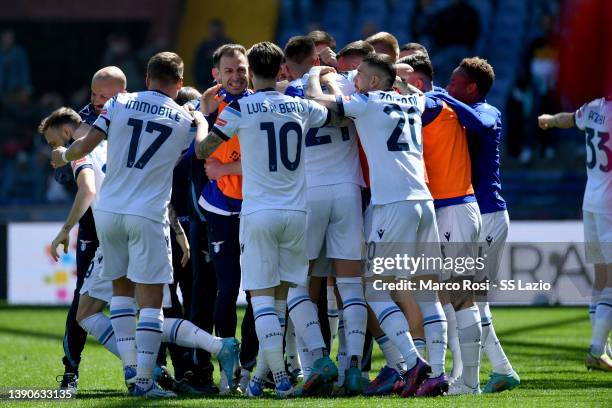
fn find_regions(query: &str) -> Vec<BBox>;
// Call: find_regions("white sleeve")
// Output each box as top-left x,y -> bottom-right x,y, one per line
305,99 -> 330,129
211,100 -> 241,141
337,92 -> 369,119
70,154 -> 93,179
91,95 -> 121,136
574,102 -> 590,131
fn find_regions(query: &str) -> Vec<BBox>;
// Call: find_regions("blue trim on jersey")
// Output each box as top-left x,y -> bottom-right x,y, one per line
201,180 -> 242,213
78,103 -> 98,126
211,126 -> 230,141
336,95 -> 345,116
92,124 -> 107,137
285,85 -> 304,98
224,105 -> 241,117
433,194 -> 476,209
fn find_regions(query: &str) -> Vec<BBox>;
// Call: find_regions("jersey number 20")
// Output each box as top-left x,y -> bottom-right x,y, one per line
126,118 -> 173,169
383,103 -> 421,152
261,121 -> 302,172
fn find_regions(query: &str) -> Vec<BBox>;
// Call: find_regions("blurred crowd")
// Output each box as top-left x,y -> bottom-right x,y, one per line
0,0 -> 577,207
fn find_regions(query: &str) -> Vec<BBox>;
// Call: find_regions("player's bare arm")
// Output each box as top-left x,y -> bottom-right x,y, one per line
538,112 -> 576,129
51,126 -> 105,168
305,66 -> 338,107
195,130 -> 225,160
205,157 -> 242,180
50,167 -> 96,262
168,203 -> 190,267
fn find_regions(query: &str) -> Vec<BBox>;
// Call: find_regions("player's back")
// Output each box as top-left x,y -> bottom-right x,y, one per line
94,90 -> 194,223
575,97 -> 612,213
287,70 -> 363,187
214,89 -> 329,215
341,90 -> 431,205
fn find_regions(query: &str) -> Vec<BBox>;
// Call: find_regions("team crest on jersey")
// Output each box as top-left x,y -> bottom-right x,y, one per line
79,240 -> 92,251
377,228 -> 385,239
211,241 -> 224,253
215,118 -> 228,127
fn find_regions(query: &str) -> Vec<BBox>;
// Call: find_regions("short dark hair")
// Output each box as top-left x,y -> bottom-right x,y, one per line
400,42 -> 429,58
337,40 -> 375,59
459,57 -> 495,96
283,36 -> 316,64
38,107 -> 81,134
247,42 -> 284,80
401,53 -> 434,80
176,86 -> 202,105
212,44 -> 247,68
362,53 -> 396,88
307,30 -> 336,50
147,51 -> 184,85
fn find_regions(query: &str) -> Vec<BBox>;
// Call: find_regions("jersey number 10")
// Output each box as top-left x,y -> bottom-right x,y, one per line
261,121 -> 302,172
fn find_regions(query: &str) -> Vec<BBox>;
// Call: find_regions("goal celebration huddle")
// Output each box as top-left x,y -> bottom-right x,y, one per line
38,28 -> 611,399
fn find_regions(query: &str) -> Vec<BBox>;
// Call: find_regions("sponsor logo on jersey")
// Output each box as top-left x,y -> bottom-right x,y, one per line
216,117 -> 228,127
377,228 -> 385,239
444,231 -> 451,241
486,235 -> 494,246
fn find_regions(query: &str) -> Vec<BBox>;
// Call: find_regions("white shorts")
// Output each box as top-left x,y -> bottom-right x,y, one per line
239,210 -> 309,291
436,201 -> 482,279
94,210 -> 173,284
583,210 -> 612,264
475,210 -> 509,282
364,200 -> 440,278
80,247 -> 112,303
80,248 -> 172,307
306,183 -> 363,260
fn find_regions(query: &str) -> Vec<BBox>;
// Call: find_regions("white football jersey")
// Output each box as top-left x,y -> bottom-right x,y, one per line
70,140 -> 107,209
338,90 -> 432,205
212,88 -> 329,215
92,90 -> 195,223
286,69 -> 364,187
575,97 -> 612,213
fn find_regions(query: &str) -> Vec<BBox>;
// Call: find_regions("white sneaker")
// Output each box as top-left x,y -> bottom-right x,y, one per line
447,378 -> 481,395
238,368 -> 251,395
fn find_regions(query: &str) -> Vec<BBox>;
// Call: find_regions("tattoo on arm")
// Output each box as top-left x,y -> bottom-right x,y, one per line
168,204 -> 184,235
328,110 -> 351,127
196,131 -> 225,160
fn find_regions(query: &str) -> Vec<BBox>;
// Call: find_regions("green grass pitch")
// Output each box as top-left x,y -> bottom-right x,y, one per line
0,306 -> 610,407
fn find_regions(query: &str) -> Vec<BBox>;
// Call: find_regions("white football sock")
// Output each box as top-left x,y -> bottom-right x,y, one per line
336,277 -> 367,367
375,334 -> 406,373
367,288 -> 418,369
443,303 -> 462,378
284,317 -> 300,372
109,296 -> 137,371
456,306 -> 481,388
336,311 -> 347,383
135,308 -> 164,388
591,288 -> 612,355
79,312 -> 120,358
477,302 -> 513,375
419,301 -> 448,377
327,285 -> 339,342
590,289 -> 601,329
414,337 -> 426,359
252,296 -> 286,385
296,331 -> 312,379
287,285 -> 326,359
163,318 -> 222,355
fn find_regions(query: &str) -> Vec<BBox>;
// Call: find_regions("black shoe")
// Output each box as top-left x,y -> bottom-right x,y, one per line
153,365 -> 177,391
57,372 -> 78,394
175,371 -> 219,395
